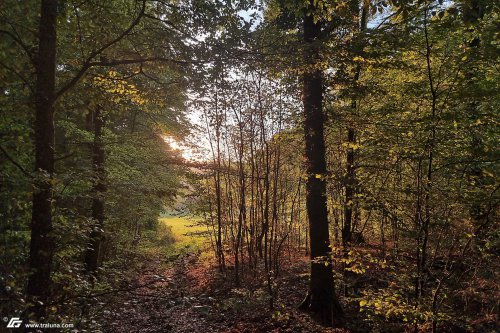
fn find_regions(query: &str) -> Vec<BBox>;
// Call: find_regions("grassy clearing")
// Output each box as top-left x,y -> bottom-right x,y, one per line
160,216 -> 207,245
141,215 -> 211,263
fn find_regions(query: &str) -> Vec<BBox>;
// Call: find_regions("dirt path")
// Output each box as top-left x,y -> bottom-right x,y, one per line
100,249 -> 355,333
101,251 -> 227,333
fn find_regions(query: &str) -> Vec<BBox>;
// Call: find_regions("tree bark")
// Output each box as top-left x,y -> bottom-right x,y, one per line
298,2 -> 343,326
84,106 -> 106,275
27,0 -> 58,316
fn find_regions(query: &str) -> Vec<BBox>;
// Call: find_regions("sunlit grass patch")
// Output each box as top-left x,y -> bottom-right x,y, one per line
138,214 -> 214,269
160,216 -> 215,263
159,216 -> 207,245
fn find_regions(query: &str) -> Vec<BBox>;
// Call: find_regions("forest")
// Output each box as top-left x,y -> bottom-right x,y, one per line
0,0 -> 498,332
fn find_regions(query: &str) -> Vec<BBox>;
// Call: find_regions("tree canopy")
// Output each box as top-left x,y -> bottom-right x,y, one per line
0,0 -> 498,332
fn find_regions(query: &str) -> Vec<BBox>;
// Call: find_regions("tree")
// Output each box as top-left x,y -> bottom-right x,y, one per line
298,0 -> 344,326
84,105 -> 106,275
1,0 -> 189,322
27,0 -> 58,314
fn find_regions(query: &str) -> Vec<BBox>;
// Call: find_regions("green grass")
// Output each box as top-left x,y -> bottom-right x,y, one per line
159,216 -> 207,245
140,215 -> 210,262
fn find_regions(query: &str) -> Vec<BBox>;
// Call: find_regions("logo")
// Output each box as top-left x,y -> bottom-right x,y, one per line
6,317 -> 23,328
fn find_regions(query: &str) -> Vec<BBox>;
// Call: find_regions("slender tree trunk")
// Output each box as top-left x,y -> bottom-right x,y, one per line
256,80 -> 269,261
414,157 -> 424,300
27,0 -> 58,316
419,7 -> 437,299
234,119 -> 246,285
249,123 -> 257,270
343,126 -> 355,246
343,0 -> 367,247
304,226 -> 309,256
261,135 -> 271,268
214,91 -> 225,272
85,106 -> 106,275
298,2 -> 343,326
270,146 -> 280,272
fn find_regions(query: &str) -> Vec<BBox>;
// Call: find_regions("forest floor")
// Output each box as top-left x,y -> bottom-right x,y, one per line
96,216 -> 496,333
6,216 -> 490,333
99,217 -> 413,333
100,248 -> 357,333
98,216 -> 361,333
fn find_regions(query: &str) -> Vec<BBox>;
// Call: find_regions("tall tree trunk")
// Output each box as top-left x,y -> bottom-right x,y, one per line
299,2 -> 344,326
27,0 -> 58,316
249,121 -> 257,270
343,0 -> 367,248
85,106 -> 106,275
257,87 -> 271,266
417,7 -> 437,300
342,1 -> 368,297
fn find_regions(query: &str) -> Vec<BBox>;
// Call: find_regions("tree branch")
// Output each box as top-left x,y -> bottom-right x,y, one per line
87,57 -> 191,67
0,144 -> 32,178
55,0 -> 147,100
0,29 -> 34,63
0,60 -> 34,93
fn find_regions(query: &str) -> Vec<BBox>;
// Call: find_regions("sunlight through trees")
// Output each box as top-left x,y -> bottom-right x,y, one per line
0,0 -> 498,332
